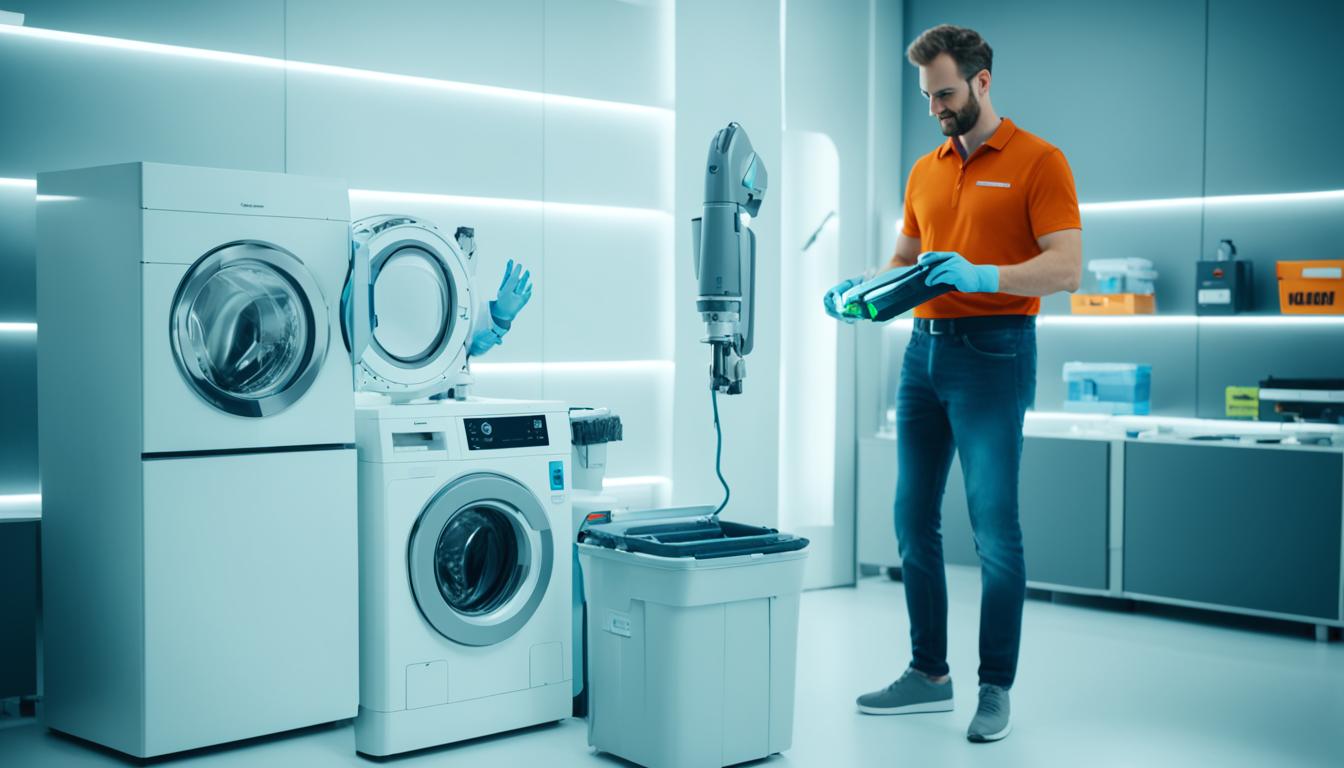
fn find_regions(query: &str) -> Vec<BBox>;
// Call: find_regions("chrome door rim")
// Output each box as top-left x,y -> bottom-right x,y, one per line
170,240 -> 329,418
407,472 -> 554,647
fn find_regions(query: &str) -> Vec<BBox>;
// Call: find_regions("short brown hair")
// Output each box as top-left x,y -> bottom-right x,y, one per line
906,24 -> 993,79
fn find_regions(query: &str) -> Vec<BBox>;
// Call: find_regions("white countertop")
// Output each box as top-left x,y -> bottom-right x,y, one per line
873,411 -> 1344,453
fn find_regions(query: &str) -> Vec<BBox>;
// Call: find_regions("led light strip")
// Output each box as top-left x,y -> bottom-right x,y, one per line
0,481 -> 675,510
349,188 -> 672,220
472,360 -> 674,375
1079,188 -> 1344,213
602,475 -> 671,488
2,179 -> 672,220
0,493 -> 41,506
1027,410 -> 1344,435
0,322 -> 38,333
1184,315 -> 1344,326
0,22 -> 673,120
1038,315 -> 1197,326
882,315 -> 1344,329
1039,315 -> 1344,327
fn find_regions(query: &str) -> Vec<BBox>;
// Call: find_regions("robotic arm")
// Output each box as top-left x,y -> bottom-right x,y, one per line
692,122 -> 768,395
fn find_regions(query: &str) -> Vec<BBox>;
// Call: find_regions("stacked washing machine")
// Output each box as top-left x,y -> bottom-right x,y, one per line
36,163 -> 359,758
343,216 -> 573,756
36,165 -> 571,759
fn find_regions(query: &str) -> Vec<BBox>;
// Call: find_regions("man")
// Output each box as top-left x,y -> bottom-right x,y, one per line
824,24 -> 1082,743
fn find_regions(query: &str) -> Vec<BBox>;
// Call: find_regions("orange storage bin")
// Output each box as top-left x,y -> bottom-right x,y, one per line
1277,260 -> 1344,315
1070,293 -> 1156,315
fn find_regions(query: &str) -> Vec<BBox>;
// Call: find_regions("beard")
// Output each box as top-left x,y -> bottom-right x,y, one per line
937,84 -> 981,137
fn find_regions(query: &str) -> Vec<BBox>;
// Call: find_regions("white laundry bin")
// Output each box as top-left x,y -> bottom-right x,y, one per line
578,508 -> 809,768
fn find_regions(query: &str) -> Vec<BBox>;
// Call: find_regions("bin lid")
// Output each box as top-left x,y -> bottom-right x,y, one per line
579,506 -> 809,560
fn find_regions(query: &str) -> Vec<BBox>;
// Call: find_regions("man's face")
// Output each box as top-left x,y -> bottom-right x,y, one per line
919,52 -> 981,137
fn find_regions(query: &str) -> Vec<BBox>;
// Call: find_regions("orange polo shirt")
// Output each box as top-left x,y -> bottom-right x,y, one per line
901,117 -> 1081,318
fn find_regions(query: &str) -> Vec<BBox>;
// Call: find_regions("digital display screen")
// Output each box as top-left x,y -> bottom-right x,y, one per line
464,415 -> 550,451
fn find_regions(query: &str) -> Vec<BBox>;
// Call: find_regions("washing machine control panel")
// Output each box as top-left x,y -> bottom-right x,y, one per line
463,415 -> 550,451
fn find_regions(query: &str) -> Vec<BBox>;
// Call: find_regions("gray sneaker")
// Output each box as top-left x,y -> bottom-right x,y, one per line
967,684 -> 1011,742
856,667 -> 954,715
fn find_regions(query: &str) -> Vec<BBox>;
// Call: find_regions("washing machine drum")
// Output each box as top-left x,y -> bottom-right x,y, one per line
171,241 -> 329,418
344,215 -> 473,401
408,473 -> 555,647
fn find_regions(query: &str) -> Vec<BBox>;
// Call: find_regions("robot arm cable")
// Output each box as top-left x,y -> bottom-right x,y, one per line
711,386 -> 730,517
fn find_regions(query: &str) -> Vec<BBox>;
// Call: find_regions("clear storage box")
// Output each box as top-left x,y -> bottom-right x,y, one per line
1063,362 -> 1152,415
1088,257 -> 1158,295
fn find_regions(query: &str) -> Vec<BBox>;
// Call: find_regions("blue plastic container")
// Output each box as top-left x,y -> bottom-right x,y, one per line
1063,362 -> 1152,415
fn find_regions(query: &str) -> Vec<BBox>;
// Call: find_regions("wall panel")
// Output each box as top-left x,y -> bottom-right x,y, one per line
901,0 -> 1206,203
6,0 -> 284,56
286,0 -> 545,91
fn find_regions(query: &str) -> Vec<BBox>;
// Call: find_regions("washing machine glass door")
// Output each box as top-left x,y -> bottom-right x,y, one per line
408,472 -> 554,647
172,241 -> 329,418
370,246 -> 453,366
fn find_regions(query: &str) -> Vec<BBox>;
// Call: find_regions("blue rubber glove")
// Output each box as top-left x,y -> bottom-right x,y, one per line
489,259 -> 532,328
921,251 -> 999,293
823,275 -> 862,324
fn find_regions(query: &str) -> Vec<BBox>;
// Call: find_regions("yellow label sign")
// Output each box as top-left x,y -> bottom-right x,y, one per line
1225,386 -> 1259,419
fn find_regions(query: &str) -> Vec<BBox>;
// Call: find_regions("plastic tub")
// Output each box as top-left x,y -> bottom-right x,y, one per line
578,508 -> 808,768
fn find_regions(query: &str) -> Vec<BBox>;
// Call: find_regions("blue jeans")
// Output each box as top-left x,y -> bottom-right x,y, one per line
893,321 -> 1036,689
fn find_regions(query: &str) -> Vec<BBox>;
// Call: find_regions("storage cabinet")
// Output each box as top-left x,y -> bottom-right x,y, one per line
1021,438 -> 1110,590
859,435 -> 1112,593
1124,443 -> 1343,621
941,437 -> 1110,590
0,521 -> 39,700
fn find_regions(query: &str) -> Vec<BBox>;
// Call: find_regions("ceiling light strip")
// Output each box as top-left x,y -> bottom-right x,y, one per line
2,178 -> 672,219
602,475 -> 671,488
0,23 -> 672,120
471,360 -> 675,375
349,188 -> 672,220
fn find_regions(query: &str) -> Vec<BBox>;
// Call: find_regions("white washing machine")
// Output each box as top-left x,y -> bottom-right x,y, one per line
36,163 -> 359,758
354,399 -> 573,757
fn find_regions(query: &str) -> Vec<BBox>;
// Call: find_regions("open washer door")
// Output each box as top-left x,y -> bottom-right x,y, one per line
343,215 -> 475,401
171,240 -> 329,418
407,472 -> 555,647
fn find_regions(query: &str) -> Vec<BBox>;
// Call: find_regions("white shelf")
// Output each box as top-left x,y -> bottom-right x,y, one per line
879,315 -> 1344,332
874,411 -> 1344,450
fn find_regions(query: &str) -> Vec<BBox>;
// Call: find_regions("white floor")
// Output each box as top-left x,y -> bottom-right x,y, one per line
2,566 -> 1341,767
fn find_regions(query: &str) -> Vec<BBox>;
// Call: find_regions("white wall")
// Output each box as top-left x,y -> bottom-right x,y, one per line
0,0 -> 676,510
778,0 -> 890,587
671,0 -> 785,527
671,0 -> 903,571
1,0 -> 901,551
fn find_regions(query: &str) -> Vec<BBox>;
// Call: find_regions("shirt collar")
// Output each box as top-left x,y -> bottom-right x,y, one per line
936,117 -> 1017,159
